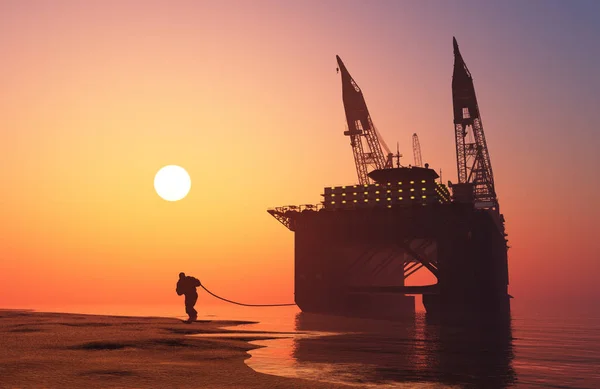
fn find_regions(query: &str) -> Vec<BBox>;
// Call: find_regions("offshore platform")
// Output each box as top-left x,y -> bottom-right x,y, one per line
268,38 -> 510,318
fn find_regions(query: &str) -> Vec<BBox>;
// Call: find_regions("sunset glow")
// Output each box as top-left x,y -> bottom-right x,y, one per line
0,1 -> 599,313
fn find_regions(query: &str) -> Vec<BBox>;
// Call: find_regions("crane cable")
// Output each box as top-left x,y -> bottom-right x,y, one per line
199,283 -> 296,307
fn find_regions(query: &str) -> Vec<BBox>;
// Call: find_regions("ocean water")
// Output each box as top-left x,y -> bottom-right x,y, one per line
15,302 -> 600,388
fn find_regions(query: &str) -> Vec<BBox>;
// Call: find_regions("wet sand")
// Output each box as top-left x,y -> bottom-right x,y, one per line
0,309 -> 350,389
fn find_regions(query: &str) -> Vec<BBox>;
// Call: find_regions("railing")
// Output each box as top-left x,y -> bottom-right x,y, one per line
267,204 -> 324,231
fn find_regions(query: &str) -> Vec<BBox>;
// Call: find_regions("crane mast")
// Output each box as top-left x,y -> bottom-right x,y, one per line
412,133 -> 423,167
336,55 -> 392,185
452,38 -> 497,209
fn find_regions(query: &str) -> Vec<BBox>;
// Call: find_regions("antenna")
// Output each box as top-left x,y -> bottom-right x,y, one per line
394,142 -> 403,168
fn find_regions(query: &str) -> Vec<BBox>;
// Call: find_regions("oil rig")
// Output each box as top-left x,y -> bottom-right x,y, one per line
268,38 -> 510,318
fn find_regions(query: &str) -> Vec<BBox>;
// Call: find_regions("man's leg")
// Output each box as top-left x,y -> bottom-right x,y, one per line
184,294 -> 194,321
190,294 -> 198,320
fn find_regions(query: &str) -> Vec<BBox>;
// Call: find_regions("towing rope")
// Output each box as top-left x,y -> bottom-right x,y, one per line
200,283 -> 296,307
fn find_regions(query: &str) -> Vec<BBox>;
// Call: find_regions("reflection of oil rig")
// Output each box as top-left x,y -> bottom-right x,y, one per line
268,38 -> 510,317
292,312 -> 515,387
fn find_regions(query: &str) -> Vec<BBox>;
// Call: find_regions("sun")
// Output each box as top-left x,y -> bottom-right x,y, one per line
154,165 -> 191,201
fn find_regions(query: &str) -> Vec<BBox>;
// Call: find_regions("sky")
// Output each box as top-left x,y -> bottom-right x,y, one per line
1,0 -> 599,313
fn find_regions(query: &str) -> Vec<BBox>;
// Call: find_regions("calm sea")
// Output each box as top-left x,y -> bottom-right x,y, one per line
12,302 -> 600,389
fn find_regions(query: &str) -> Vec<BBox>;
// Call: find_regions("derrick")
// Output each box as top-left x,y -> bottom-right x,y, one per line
336,55 -> 392,185
452,37 -> 498,209
412,133 -> 423,167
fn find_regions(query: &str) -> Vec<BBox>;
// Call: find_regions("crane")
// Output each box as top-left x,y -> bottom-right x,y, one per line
452,37 -> 497,209
412,133 -> 423,167
336,55 -> 392,185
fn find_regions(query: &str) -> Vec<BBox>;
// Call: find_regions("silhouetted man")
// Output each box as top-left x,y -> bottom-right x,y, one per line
176,272 -> 201,322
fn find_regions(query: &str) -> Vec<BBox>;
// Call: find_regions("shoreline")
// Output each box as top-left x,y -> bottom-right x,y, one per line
0,309 -> 351,388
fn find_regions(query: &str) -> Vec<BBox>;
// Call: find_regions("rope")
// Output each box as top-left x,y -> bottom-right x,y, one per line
199,284 -> 296,307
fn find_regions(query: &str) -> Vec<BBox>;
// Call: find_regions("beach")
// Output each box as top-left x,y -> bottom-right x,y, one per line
0,309 -> 349,389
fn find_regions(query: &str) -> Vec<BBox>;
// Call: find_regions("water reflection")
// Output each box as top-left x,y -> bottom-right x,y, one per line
250,312 -> 515,388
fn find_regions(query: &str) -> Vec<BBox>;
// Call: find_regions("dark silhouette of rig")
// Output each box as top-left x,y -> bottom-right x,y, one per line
269,38 -> 510,318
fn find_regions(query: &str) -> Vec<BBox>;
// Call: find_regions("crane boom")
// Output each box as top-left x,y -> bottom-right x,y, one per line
452,38 -> 497,208
412,133 -> 423,167
336,55 -> 391,185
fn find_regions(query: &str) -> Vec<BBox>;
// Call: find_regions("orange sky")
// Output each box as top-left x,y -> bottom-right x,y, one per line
1,1 -> 599,312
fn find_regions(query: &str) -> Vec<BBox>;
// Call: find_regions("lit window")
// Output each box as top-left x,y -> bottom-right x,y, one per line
331,201 -> 335,204
364,192 -> 368,195
364,199 -> 368,202
342,200 -> 346,204
364,184 -> 368,187
387,190 -> 391,193
376,199 -> 380,202
353,185 -> 357,188
387,198 -> 391,201
353,192 -> 357,195
332,194 -> 335,197
387,205 -> 392,208
410,188 -> 415,192
342,193 -> 346,196
375,183 -> 380,186
387,182 -> 391,186
422,195 -> 427,199
353,200 -> 357,203
375,191 -> 380,194
398,182 -> 403,185
398,189 -> 403,193
421,180 -> 426,183
410,181 -> 414,184
462,107 -> 470,119
410,196 -> 415,199
342,186 -> 346,189
422,188 -> 426,191
398,197 -> 403,200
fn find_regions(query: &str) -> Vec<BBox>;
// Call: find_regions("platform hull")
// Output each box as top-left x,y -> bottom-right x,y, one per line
292,203 -> 509,318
